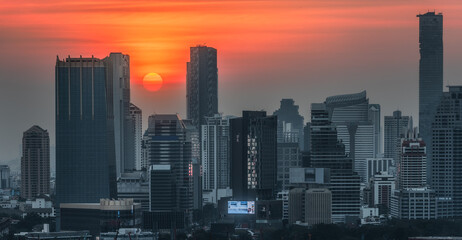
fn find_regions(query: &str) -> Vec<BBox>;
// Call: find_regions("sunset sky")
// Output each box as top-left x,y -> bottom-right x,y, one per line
1,0 -> 462,166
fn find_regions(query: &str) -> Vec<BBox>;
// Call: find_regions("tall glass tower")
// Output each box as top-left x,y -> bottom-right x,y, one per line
417,12 -> 443,179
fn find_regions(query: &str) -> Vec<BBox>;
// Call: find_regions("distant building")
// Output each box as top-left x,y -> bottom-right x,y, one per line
15,230 -> 91,240
390,188 -> 437,220
60,199 -> 141,236
273,98 -> 305,148
201,114 -> 232,205
276,191 -> 289,221
288,188 -> 305,224
324,91 -> 380,183
305,188 -> 332,225
186,45 -> 218,128
21,195 -> 55,218
397,139 -> 426,189
277,142 -> 302,191
129,103 -> 142,171
117,171 -> 149,211
384,110 -> 412,162
431,86 -> 462,218
0,166 -> 10,189
366,157 -> 394,184
370,172 -> 395,211
417,12 -> 443,180
310,103 -> 361,223
230,111 -> 277,200
21,126 -> 50,199
289,168 -> 330,186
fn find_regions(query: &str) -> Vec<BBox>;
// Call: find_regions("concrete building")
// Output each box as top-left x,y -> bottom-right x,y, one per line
431,86 -> 462,218
288,188 -> 305,224
305,188 -> 332,225
21,125 -> 50,199
390,188 -> 437,220
230,111 -> 277,200
398,139 -> 426,189
186,45 -> 218,128
129,103 -> 142,171
117,171 -> 149,211
60,199 -> 141,236
324,91 -> 380,184
0,166 -> 10,189
201,114 -> 232,205
417,12 -> 443,180
370,172 -> 395,210
384,110 -> 412,162
366,157 -> 394,184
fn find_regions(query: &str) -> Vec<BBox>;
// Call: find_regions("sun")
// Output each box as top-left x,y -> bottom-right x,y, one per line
143,73 -> 163,92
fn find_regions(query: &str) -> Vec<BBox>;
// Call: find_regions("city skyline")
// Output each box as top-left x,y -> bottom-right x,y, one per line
3,1 -> 462,163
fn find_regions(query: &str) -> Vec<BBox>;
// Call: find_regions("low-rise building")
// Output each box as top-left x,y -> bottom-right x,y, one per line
390,188 -> 437,220
100,228 -> 155,240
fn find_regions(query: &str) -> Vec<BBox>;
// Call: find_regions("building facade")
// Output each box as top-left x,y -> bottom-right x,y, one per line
21,126 -> 50,199
129,103 -> 142,171
305,188 -> 332,226
186,45 -> 218,128
384,110 -> 412,162
398,139 -> 427,189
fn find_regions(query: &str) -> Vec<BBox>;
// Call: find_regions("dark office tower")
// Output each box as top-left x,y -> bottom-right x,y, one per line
21,126 -> 50,199
384,110 -> 413,162
431,86 -> 462,218
129,103 -> 142,171
273,99 -> 305,145
310,103 -> 360,223
105,53 -> 132,175
186,46 -> 218,128
417,12 -> 443,176
230,111 -> 277,200
55,56 -> 117,204
145,114 -> 193,223
0,166 -> 10,189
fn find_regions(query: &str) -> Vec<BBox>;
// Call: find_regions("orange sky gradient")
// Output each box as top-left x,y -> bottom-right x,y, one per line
2,0 -> 462,164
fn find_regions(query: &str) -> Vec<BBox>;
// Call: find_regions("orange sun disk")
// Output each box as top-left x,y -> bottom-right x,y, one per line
143,73 -> 163,92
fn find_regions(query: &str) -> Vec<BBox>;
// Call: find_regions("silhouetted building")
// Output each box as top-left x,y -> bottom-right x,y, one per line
56,55 -> 131,204
145,114 -> 193,225
305,188 -> 332,225
201,114 -> 232,205
21,126 -> 50,199
230,111 -> 277,200
384,110 -> 413,162
310,103 -> 361,223
129,103 -> 142,171
417,12 -> 443,180
431,86 -> 462,218
0,166 -> 10,189
324,91 -> 380,183
288,188 -> 305,224
273,98 -> 305,147
186,45 -> 218,128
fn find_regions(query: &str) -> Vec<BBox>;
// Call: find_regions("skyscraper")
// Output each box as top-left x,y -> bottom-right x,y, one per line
129,103 -> 142,171
0,165 -> 10,189
21,125 -> 50,199
144,114 -> 193,223
230,111 -> 277,200
201,114 -> 232,204
384,110 -> 413,162
310,103 -> 361,223
397,139 -> 427,189
431,86 -> 462,218
417,12 -> 443,178
273,98 -> 305,147
324,91 -> 380,183
55,56 -> 117,204
186,45 -> 218,128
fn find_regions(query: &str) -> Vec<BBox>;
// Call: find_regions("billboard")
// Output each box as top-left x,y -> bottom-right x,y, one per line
228,201 -> 255,214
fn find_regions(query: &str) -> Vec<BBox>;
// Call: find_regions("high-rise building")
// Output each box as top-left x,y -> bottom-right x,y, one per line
21,125 -> 50,199
431,86 -> 462,218
144,114 -> 193,224
397,139 -> 427,189
105,53 -> 132,175
370,172 -> 395,211
273,98 -> 305,147
55,55 -> 118,204
230,111 -> 277,200
288,188 -> 305,224
390,188 -> 437,220
277,142 -> 302,191
365,157 -> 394,185
201,114 -> 232,205
186,45 -> 218,128
417,12 -> 443,179
324,91 -> 380,183
129,103 -> 142,171
384,110 -> 413,162
0,165 -> 10,189
310,103 -> 361,223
